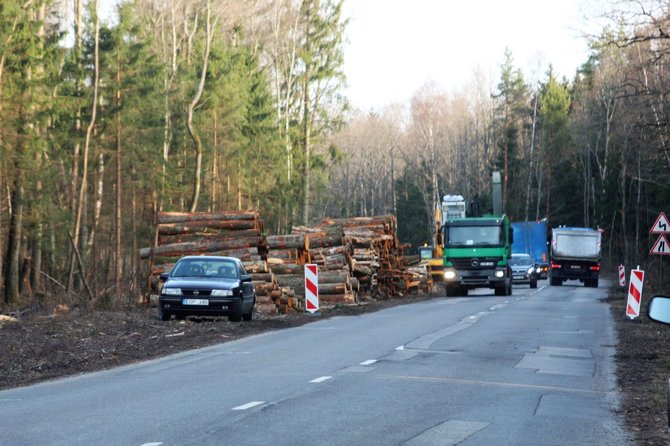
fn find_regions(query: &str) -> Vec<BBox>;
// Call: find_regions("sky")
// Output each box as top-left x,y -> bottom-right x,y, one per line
97,0 -> 606,111
342,0 -> 605,111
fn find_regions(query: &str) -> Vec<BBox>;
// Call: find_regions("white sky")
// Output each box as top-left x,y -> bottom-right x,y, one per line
342,0 -> 605,111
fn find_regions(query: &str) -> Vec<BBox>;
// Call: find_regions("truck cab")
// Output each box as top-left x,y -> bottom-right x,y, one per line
442,215 -> 513,296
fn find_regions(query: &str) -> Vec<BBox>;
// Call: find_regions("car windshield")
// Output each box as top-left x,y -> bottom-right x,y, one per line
446,225 -> 502,247
171,259 -> 237,278
509,256 -> 533,266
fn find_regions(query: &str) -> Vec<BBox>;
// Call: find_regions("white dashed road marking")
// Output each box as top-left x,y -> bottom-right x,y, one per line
310,376 -> 332,383
360,359 -> 377,365
232,401 -> 265,411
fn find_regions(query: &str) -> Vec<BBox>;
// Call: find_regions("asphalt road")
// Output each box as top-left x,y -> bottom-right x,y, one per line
0,279 -> 631,445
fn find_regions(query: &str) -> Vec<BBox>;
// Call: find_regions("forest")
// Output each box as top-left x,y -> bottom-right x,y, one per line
1,0 -> 669,309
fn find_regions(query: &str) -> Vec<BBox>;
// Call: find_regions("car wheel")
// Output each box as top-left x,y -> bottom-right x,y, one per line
229,302 -> 243,322
243,297 -> 256,321
158,307 -> 171,321
530,279 -> 537,289
550,276 -> 561,286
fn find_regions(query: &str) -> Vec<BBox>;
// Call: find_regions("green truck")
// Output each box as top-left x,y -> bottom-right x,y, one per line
440,171 -> 513,297
442,214 -> 513,296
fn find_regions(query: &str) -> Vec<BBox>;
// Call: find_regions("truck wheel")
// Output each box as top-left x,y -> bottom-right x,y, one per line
446,286 -> 459,297
506,278 -> 513,295
585,279 -> 599,288
495,286 -> 505,296
459,287 -> 468,296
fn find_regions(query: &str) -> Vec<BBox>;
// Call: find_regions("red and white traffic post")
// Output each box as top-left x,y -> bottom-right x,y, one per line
618,264 -> 626,287
304,264 -> 319,314
625,268 -> 645,320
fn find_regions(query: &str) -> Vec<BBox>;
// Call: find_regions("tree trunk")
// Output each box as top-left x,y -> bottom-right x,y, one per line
115,47 -> 122,303
187,0 -> 215,212
5,168 -> 23,304
68,0 -> 100,294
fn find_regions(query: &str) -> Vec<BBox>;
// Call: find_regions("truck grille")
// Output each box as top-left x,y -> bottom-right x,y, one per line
450,257 -> 501,270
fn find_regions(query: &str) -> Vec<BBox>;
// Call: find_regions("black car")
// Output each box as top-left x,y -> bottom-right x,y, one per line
158,256 -> 256,321
509,253 -> 538,288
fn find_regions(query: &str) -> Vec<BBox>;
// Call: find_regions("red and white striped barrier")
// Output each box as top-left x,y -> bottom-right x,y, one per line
625,268 -> 645,319
618,264 -> 626,287
304,264 -> 319,314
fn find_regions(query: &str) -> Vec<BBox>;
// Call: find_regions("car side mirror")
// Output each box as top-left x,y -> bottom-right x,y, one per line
240,274 -> 252,283
648,295 -> 670,325
508,227 -> 514,244
159,272 -> 169,282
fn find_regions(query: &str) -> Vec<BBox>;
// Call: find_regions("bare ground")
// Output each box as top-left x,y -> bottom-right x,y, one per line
1,285 -> 669,445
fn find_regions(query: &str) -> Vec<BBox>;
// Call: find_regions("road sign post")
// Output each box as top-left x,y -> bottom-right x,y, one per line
625,268 -> 645,320
650,212 -> 670,290
304,264 -> 319,315
618,264 -> 626,287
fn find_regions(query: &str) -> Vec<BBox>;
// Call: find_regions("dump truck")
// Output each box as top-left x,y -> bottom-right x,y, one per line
549,227 -> 601,287
511,220 -> 549,278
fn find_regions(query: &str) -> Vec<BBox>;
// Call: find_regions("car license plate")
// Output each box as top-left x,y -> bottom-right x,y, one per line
570,265 -> 581,269
183,298 -> 209,306
513,275 -> 524,279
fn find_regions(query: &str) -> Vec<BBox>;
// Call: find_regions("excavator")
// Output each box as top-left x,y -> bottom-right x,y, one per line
420,195 -> 467,285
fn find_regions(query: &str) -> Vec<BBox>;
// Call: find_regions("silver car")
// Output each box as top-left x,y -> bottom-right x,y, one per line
509,253 -> 538,288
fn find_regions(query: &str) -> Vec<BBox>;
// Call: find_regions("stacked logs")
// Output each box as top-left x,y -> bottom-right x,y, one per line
143,211 -> 426,313
264,233 -> 309,313
141,211 -> 268,296
319,215 -> 421,297
293,225 -> 356,305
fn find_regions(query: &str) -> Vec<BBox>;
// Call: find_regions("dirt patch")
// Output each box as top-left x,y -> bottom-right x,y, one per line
606,286 -> 670,446
0,295 -> 430,391
2,288 -> 670,444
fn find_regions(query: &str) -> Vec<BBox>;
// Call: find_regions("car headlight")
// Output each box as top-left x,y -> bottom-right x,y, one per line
535,267 -> 541,274
494,270 -> 505,278
444,269 -> 457,280
162,287 -> 181,296
528,267 -> 535,275
211,289 -> 234,296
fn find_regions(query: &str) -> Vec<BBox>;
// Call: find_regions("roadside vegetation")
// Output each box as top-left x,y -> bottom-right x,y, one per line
0,0 -> 669,366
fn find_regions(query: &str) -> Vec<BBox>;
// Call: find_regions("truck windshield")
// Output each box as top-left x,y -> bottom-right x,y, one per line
446,225 -> 502,247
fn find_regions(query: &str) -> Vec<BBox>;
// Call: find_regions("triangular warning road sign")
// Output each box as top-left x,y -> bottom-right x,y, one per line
651,234 -> 670,255
650,212 -> 670,234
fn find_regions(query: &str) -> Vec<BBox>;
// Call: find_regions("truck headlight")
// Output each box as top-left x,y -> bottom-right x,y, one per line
494,270 -> 505,278
444,269 -> 457,280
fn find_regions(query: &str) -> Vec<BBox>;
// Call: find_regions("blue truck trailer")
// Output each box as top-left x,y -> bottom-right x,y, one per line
511,220 -> 549,278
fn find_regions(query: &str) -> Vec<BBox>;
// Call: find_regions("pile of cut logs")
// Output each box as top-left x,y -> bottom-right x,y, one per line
140,210 -> 266,293
318,215 -> 431,297
141,211 -> 431,315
